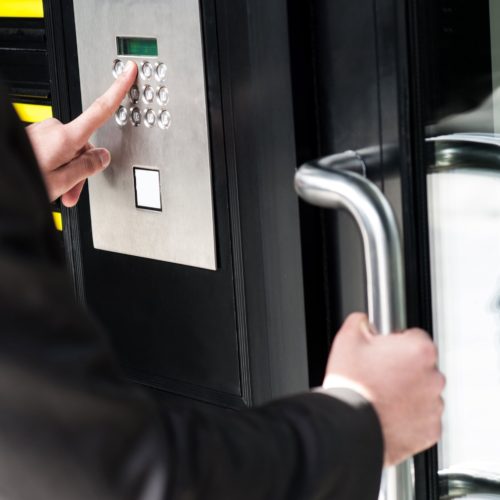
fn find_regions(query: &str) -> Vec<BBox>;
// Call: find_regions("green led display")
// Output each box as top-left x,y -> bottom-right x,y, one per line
117,37 -> 158,57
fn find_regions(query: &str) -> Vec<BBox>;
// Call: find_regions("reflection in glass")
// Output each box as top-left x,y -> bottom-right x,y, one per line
421,1 -> 500,496
428,168 -> 500,498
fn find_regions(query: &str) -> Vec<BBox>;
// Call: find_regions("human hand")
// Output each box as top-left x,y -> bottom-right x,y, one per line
323,313 -> 445,467
26,60 -> 138,207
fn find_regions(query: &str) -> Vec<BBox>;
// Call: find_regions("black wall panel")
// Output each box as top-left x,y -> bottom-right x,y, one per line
50,0 -> 309,409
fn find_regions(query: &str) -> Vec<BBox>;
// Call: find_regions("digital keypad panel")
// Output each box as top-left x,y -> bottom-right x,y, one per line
75,0 -> 217,269
113,58 -> 171,131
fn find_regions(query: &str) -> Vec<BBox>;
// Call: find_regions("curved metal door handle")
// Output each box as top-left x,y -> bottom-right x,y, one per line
294,152 -> 414,500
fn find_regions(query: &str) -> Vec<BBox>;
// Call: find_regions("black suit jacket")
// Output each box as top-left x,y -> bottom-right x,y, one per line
0,92 -> 383,500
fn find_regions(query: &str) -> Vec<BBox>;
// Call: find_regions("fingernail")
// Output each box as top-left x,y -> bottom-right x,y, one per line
98,149 -> 111,168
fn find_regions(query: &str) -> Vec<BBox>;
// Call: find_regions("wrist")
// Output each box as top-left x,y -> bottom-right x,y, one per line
322,373 -> 374,404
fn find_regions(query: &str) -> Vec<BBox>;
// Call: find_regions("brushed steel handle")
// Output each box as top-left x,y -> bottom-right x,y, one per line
295,152 -> 414,500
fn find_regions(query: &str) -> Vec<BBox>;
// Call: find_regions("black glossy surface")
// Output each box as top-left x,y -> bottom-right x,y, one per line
74,0 -> 241,404
423,0 -> 493,132
0,18 -> 50,103
288,0 -> 386,387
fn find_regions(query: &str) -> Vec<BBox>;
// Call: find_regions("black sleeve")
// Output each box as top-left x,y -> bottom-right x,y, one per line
0,93 -> 383,500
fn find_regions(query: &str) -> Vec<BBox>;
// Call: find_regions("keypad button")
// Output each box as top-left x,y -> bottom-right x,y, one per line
156,63 -> 167,82
131,107 -> 142,126
113,59 -> 125,78
129,85 -> 140,103
159,110 -> 172,130
144,109 -> 156,128
143,85 -> 155,104
141,61 -> 153,80
115,106 -> 128,127
157,86 -> 169,105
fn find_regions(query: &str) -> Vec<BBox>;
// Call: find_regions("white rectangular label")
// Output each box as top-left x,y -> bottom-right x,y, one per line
134,168 -> 162,211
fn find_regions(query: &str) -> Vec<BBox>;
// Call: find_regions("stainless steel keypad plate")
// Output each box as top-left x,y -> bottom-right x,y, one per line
73,0 -> 217,270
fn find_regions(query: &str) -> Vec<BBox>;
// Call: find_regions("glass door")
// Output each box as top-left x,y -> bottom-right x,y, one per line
421,1 -> 500,497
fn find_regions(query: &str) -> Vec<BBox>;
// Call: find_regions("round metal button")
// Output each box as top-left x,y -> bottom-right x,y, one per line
143,85 -> 155,103
156,63 -> 167,82
131,107 -> 142,126
157,86 -> 169,105
144,109 -> 156,128
112,59 -> 125,78
129,85 -> 140,103
158,110 -> 171,130
141,61 -> 153,80
115,106 -> 128,127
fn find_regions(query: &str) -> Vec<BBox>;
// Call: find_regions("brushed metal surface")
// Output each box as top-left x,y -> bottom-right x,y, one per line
73,0 -> 216,270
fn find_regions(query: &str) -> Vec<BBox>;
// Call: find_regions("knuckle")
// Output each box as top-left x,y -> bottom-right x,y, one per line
417,338 -> 437,364
57,170 -> 71,191
437,372 -> 446,391
407,327 -> 430,339
425,370 -> 446,404
84,153 -> 101,172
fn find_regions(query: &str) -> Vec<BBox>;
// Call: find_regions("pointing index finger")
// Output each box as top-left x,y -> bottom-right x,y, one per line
66,61 -> 138,147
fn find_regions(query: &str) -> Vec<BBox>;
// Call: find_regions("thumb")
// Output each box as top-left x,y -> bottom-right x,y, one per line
359,319 -> 379,340
337,312 -> 373,344
61,180 -> 86,208
48,148 -> 111,201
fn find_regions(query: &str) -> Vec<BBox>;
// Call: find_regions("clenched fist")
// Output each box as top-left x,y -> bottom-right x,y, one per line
323,313 -> 445,466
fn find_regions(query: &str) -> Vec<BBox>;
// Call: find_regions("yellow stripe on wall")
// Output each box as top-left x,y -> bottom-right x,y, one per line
0,0 -> 44,18
13,103 -> 53,123
52,212 -> 63,232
